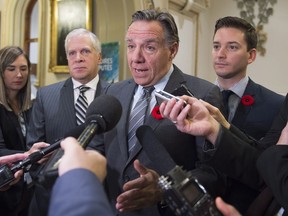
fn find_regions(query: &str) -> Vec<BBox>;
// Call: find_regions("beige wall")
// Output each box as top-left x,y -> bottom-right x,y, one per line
197,0 -> 288,94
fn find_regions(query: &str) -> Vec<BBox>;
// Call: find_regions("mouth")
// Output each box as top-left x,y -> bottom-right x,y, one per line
134,68 -> 148,73
73,66 -> 86,70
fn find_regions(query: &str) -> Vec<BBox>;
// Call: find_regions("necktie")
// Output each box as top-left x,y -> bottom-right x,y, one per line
222,90 -> 233,117
128,86 -> 154,155
75,85 -> 90,125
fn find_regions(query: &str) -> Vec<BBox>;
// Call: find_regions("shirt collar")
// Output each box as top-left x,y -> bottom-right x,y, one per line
72,74 -> 99,90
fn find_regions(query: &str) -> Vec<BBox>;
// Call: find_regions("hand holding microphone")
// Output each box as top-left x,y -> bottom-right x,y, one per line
0,94 -> 122,189
58,137 -> 107,182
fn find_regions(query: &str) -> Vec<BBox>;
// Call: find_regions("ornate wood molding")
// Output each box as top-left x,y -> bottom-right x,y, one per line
169,0 -> 210,16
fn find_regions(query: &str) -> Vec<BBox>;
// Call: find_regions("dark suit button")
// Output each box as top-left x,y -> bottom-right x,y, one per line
124,175 -> 130,183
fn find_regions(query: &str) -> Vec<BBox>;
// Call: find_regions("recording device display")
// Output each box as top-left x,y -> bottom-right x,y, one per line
159,166 -> 222,216
155,90 -> 187,106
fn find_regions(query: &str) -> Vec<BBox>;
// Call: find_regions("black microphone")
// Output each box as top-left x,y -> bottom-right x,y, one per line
42,94 -> 122,172
10,124 -> 85,173
77,94 -> 122,148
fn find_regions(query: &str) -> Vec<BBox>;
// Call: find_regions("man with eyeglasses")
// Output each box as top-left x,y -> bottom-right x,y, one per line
26,28 -> 109,216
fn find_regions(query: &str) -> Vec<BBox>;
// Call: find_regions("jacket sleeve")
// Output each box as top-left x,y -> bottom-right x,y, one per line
48,168 -> 113,216
257,145 -> 288,211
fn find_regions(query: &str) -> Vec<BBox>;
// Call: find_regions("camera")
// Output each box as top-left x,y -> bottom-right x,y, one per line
0,164 -> 16,189
158,166 -> 222,216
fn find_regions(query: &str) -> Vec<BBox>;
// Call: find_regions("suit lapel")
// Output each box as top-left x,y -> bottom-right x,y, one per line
126,68 -> 186,165
60,78 -> 77,127
115,81 -> 137,163
232,79 -> 256,128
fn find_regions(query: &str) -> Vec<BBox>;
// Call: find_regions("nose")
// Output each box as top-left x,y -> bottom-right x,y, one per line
16,70 -> 23,77
217,47 -> 227,58
131,47 -> 145,63
75,52 -> 84,62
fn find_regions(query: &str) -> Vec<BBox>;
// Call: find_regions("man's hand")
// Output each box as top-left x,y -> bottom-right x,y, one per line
215,197 -> 241,216
59,137 -> 107,182
277,122 -> 288,145
0,153 -> 27,191
200,99 -> 230,129
116,160 -> 162,212
160,96 -> 220,144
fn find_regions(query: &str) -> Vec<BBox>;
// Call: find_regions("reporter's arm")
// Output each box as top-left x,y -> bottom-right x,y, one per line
49,137 -> 113,216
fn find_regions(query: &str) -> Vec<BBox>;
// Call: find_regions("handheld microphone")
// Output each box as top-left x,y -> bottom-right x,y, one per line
41,94 -> 122,173
77,94 -> 122,148
10,125 -> 85,173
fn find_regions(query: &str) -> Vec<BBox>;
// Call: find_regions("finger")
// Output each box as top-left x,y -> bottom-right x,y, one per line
0,154 -> 27,165
60,137 -> 81,154
133,160 -> 149,176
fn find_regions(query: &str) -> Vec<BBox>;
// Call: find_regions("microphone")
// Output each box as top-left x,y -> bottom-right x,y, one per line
77,94 -> 122,148
10,124 -> 85,173
42,94 -> 122,172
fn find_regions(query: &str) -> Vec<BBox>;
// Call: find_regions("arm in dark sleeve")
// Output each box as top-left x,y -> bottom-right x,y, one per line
26,90 -> 46,149
257,145 -> 288,211
206,126 -> 264,190
49,168 -> 113,216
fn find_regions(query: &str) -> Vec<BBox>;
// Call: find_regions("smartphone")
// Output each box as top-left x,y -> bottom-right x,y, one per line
155,90 -> 187,105
172,84 -> 195,98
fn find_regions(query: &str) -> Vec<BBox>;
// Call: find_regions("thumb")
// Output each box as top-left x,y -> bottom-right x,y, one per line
60,137 -> 81,155
133,159 -> 148,176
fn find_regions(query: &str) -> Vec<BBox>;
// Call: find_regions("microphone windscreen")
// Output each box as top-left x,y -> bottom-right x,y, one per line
86,94 -> 122,132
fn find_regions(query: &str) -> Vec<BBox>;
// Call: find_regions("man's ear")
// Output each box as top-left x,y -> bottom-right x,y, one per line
248,48 -> 257,64
169,42 -> 179,60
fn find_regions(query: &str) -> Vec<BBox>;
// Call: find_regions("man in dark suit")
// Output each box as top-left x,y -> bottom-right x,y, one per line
93,9 -> 223,216
211,16 -> 284,213
26,28 -> 108,216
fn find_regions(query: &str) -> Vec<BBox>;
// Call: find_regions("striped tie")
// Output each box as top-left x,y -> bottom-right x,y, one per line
75,85 -> 90,125
128,86 -> 154,155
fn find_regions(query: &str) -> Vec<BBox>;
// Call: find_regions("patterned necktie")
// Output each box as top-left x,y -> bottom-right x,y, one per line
75,85 -> 90,125
128,86 -> 154,155
222,90 -> 233,117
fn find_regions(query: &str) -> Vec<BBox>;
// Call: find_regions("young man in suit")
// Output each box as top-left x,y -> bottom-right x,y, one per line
211,16 -> 284,213
26,28 -> 108,216
94,9 -> 223,216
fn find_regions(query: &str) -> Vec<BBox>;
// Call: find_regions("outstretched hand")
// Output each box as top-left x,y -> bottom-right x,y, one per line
116,160 -> 162,212
160,96 -> 220,144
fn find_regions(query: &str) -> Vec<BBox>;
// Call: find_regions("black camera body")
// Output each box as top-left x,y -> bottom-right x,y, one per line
0,164 -> 15,188
158,166 -> 222,216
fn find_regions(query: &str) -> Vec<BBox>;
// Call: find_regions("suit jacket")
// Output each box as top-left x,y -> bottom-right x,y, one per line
257,145 -> 288,212
232,78 -> 284,141
94,65 -> 223,216
223,78 -> 285,213
207,94 -> 288,215
49,169 -> 113,216
26,77 -> 108,146
0,105 -> 31,215
27,77 -> 108,216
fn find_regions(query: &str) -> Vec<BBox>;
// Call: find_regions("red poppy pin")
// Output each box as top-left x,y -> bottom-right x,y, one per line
152,106 -> 163,120
241,95 -> 254,106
